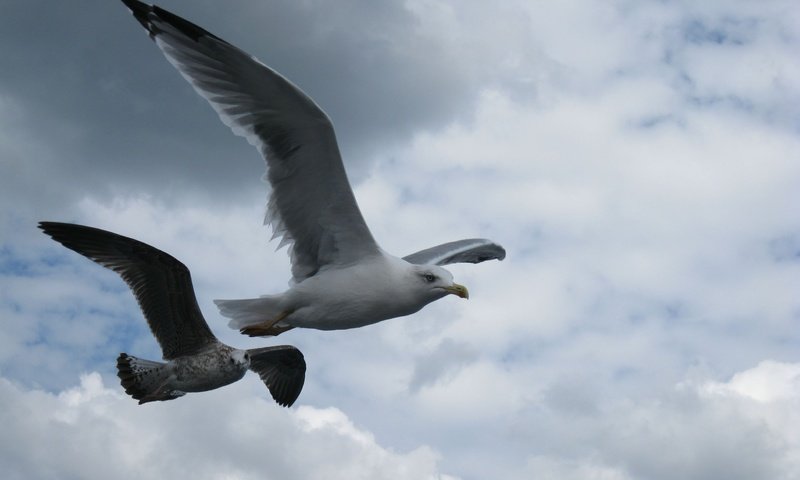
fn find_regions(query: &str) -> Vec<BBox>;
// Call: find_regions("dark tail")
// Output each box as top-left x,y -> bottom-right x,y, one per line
247,346 -> 306,407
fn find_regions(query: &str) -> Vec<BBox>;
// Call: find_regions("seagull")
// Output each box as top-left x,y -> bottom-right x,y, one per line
39,222 -> 306,407
121,0 -> 506,337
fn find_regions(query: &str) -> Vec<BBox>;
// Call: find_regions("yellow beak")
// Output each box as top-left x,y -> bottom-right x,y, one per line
443,283 -> 469,299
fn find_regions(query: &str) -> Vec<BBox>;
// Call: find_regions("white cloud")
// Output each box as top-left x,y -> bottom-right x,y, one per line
0,373 -> 455,480
1,0 -> 799,479
711,361 -> 800,402
513,361 -> 800,480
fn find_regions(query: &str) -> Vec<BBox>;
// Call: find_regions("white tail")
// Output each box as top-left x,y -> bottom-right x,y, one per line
214,296 -> 285,329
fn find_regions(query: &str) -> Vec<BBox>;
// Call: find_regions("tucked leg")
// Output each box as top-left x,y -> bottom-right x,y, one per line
240,310 -> 294,337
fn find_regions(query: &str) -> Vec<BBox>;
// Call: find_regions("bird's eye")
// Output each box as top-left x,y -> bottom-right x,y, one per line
424,273 -> 436,283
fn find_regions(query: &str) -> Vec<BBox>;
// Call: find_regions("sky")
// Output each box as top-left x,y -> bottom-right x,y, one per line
1,0 -> 799,478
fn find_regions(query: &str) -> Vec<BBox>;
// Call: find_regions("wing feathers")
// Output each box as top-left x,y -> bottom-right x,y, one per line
39,222 -> 218,359
122,0 -> 380,282
403,239 -> 506,266
247,346 -> 306,407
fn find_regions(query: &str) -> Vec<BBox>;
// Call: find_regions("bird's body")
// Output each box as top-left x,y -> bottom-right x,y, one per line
117,345 -> 249,404
167,345 -> 248,392
40,222 -> 306,406
121,0 -> 505,338
287,256 -> 446,329
219,254 -> 459,332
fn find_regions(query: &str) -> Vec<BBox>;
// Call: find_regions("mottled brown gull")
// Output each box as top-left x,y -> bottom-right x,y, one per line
40,222 -> 306,407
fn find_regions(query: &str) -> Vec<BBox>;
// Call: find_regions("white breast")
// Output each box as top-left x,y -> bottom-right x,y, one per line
286,254 -> 429,330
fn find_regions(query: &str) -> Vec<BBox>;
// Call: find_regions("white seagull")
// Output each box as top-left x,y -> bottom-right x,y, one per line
39,222 -> 306,407
122,0 -> 506,337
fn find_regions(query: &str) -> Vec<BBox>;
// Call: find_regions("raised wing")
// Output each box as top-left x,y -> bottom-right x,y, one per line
402,238 -> 506,266
39,222 -> 217,360
121,0 -> 380,281
247,345 -> 306,407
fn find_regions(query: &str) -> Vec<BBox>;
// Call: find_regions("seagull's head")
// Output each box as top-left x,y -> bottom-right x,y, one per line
413,265 -> 469,301
231,349 -> 250,368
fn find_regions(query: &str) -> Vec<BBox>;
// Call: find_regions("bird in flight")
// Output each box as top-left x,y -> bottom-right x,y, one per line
40,222 -> 306,407
121,0 -> 506,337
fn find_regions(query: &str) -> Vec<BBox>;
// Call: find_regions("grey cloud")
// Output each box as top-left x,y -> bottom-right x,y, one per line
1,0 -> 537,214
542,375 -> 601,416
769,234 -> 800,263
513,372 -> 794,480
1,1 -> 262,212
681,17 -> 757,46
409,338 -> 479,393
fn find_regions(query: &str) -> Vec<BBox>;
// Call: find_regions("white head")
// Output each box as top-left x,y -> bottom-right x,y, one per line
410,264 -> 469,303
231,349 -> 250,368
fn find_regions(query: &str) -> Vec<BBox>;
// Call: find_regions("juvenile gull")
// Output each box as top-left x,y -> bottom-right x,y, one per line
122,0 -> 506,337
39,222 -> 306,407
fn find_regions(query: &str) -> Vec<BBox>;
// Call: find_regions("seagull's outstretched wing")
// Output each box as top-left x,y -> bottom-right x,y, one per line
39,222 -> 217,360
247,345 -> 306,407
121,0 -> 380,282
403,239 -> 506,266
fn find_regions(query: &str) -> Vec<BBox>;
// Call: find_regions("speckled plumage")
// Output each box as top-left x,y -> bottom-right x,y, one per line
40,222 -> 306,407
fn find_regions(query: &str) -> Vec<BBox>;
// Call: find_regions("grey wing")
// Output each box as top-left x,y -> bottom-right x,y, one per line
122,0 -> 380,282
403,238 -> 506,266
247,345 -> 306,407
39,222 -> 217,360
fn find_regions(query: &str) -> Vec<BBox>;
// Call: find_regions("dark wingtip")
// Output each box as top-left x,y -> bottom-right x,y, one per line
121,0 -> 148,16
38,221 -> 82,243
494,245 -> 507,261
473,242 -> 506,263
38,221 -> 104,252
121,0 -> 225,43
152,5 -> 223,43
38,221 -> 60,234
121,0 -> 156,36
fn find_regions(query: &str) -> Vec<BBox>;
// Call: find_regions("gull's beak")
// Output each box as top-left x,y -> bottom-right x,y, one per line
442,283 -> 469,299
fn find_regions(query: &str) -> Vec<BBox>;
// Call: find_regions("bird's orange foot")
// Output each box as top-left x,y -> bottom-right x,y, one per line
239,310 -> 295,337
240,325 -> 295,337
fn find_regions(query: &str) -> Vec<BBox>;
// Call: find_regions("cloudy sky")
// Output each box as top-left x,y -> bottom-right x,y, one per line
2,0 -> 799,478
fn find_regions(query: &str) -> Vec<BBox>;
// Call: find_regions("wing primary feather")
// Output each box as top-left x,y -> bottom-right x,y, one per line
121,0 -> 382,283
403,239 -> 506,266
38,221 -> 218,359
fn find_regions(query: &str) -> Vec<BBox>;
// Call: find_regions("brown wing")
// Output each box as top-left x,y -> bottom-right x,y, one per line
247,345 -> 306,407
39,222 -> 217,359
